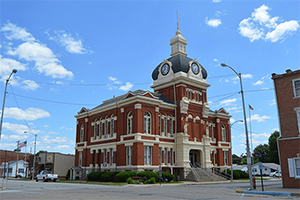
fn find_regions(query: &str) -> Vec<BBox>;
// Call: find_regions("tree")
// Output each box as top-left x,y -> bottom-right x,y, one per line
253,144 -> 269,163
232,154 -> 242,164
268,131 -> 280,164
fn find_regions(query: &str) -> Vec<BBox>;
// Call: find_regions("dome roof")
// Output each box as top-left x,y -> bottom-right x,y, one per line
152,54 -> 208,80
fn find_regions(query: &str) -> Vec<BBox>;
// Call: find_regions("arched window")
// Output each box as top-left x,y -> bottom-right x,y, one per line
111,115 -> 114,137
164,115 -> 167,136
158,114 -> 161,135
80,124 -> 84,142
99,119 -> 103,139
104,117 -> 108,138
94,119 -> 98,139
144,112 -> 151,134
127,112 -> 133,135
221,125 -> 226,142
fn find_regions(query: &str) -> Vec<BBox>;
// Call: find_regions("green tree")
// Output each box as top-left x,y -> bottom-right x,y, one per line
232,154 -> 242,164
253,144 -> 269,163
268,131 -> 280,164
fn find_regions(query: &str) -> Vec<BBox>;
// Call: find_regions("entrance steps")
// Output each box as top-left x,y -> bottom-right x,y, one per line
185,167 -> 229,182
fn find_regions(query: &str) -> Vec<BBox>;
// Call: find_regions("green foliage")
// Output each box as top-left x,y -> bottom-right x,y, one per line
147,177 -> 156,184
253,144 -> 269,163
238,170 -> 249,178
65,169 -> 70,180
232,154 -> 242,164
115,171 -> 136,182
87,171 -> 106,181
156,171 -> 175,182
268,131 -> 280,164
137,171 -> 158,180
226,169 -> 248,179
100,172 -> 119,182
126,177 -> 133,184
233,170 -> 241,179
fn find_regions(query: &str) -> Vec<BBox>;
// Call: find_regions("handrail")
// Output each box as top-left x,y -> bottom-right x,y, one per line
211,167 -> 231,180
194,162 -> 216,181
190,163 -> 200,182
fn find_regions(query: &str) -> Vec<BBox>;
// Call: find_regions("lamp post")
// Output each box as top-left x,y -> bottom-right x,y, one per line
230,120 -> 243,182
0,69 -> 17,141
221,63 -> 253,190
24,131 -> 37,181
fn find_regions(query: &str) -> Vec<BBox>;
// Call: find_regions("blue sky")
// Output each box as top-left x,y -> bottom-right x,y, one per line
0,0 -> 299,157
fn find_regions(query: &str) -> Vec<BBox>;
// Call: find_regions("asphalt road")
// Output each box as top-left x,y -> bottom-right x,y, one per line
0,179 -> 298,200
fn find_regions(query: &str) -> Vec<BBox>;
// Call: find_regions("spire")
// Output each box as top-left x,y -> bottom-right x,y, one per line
170,10 -> 187,57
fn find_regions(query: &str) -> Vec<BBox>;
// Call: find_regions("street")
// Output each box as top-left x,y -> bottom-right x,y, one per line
0,179 -> 298,200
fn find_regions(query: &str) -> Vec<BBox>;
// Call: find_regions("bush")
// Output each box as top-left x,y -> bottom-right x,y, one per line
115,171 -> 136,182
137,171 -> 158,181
65,169 -> 70,180
87,171 -> 105,181
126,177 -> 133,184
100,172 -> 119,182
161,172 -> 174,182
148,177 -> 156,184
238,170 -> 249,179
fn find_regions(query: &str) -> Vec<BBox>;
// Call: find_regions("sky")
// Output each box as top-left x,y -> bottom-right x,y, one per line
0,0 -> 299,157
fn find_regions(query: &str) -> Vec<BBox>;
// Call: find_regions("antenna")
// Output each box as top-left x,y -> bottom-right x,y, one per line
177,10 -> 179,31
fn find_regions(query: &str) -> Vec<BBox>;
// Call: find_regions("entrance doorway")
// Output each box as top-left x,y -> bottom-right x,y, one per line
189,150 -> 201,167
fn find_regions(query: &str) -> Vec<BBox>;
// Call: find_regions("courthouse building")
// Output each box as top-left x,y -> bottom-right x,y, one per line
74,21 -> 231,178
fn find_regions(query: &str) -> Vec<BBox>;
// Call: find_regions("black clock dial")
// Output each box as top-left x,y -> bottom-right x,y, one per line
191,63 -> 200,75
161,63 -> 170,76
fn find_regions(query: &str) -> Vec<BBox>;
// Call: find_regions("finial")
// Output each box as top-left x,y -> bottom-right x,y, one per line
176,10 -> 181,35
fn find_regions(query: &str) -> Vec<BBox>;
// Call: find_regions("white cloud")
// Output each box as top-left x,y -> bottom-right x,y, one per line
213,58 -> 218,62
253,80 -> 264,86
8,41 -> 74,78
270,99 -> 276,105
3,107 -> 50,121
119,82 -> 134,91
2,122 -> 40,135
1,134 -> 29,142
238,4 -> 299,42
42,136 -> 72,144
0,55 -> 26,76
265,20 -> 300,42
53,145 -> 72,150
251,132 -> 271,138
232,74 -> 253,82
220,98 -> 237,106
46,30 -> 90,54
247,114 -> 271,122
212,0 -> 221,2
1,22 -> 35,41
21,79 -> 40,90
205,17 -> 222,28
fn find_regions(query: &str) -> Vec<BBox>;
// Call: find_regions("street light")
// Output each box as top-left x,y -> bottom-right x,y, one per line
230,120 -> 243,182
0,69 -> 17,140
221,63 -> 253,190
24,131 -> 37,181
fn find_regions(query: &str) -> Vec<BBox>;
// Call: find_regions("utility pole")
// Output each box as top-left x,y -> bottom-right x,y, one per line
15,141 -> 19,178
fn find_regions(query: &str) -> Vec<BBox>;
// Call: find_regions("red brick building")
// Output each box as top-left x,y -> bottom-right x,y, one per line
272,69 -> 300,188
74,24 -> 231,179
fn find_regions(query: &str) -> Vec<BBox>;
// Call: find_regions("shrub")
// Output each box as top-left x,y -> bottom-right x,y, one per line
115,171 -> 136,182
126,177 -> 133,184
100,172 -> 119,182
238,170 -> 249,179
137,171 -> 158,180
161,172 -> 174,182
65,169 -> 70,180
87,171 -> 105,181
148,177 -> 156,184
232,170 -> 240,179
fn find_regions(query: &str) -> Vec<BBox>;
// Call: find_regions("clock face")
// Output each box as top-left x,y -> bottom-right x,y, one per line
191,63 -> 200,75
161,63 -> 170,76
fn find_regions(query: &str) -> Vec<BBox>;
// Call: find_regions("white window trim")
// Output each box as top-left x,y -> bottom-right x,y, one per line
295,107 -> 300,135
292,78 -> 300,98
289,157 -> 300,179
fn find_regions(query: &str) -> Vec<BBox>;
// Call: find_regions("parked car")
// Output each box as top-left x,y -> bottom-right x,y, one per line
36,171 -> 58,182
270,171 -> 281,178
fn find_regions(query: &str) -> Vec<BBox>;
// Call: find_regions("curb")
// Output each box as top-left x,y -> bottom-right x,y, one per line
236,190 -> 295,197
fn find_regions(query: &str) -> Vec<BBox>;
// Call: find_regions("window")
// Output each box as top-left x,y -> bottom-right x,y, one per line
110,149 -> 113,165
288,157 -> 300,178
144,112 -> 151,134
104,117 -> 108,138
99,121 -> 103,139
224,151 -> 228,166
127,112 -> 133,135
164,115 -> 167,136
212,151 -> 215,165
221,125 -> 226,142
104,149 -> 107,164
94,120 -> 98,139
111,115 -> 114,137
293,79 -> 300,98
159,147 -> 162,165
170,118 -> 173,135
78,151 -> 82,167
210,125 -> 214,138
18,168 -> 24,173
164,148 -> 167,165
296,109 -> 300,134
80,125 -> 84,142
158,114 -> 161,135
144,146 -> 152,165
170,148 -> 173,165
127,146 -> 132,165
